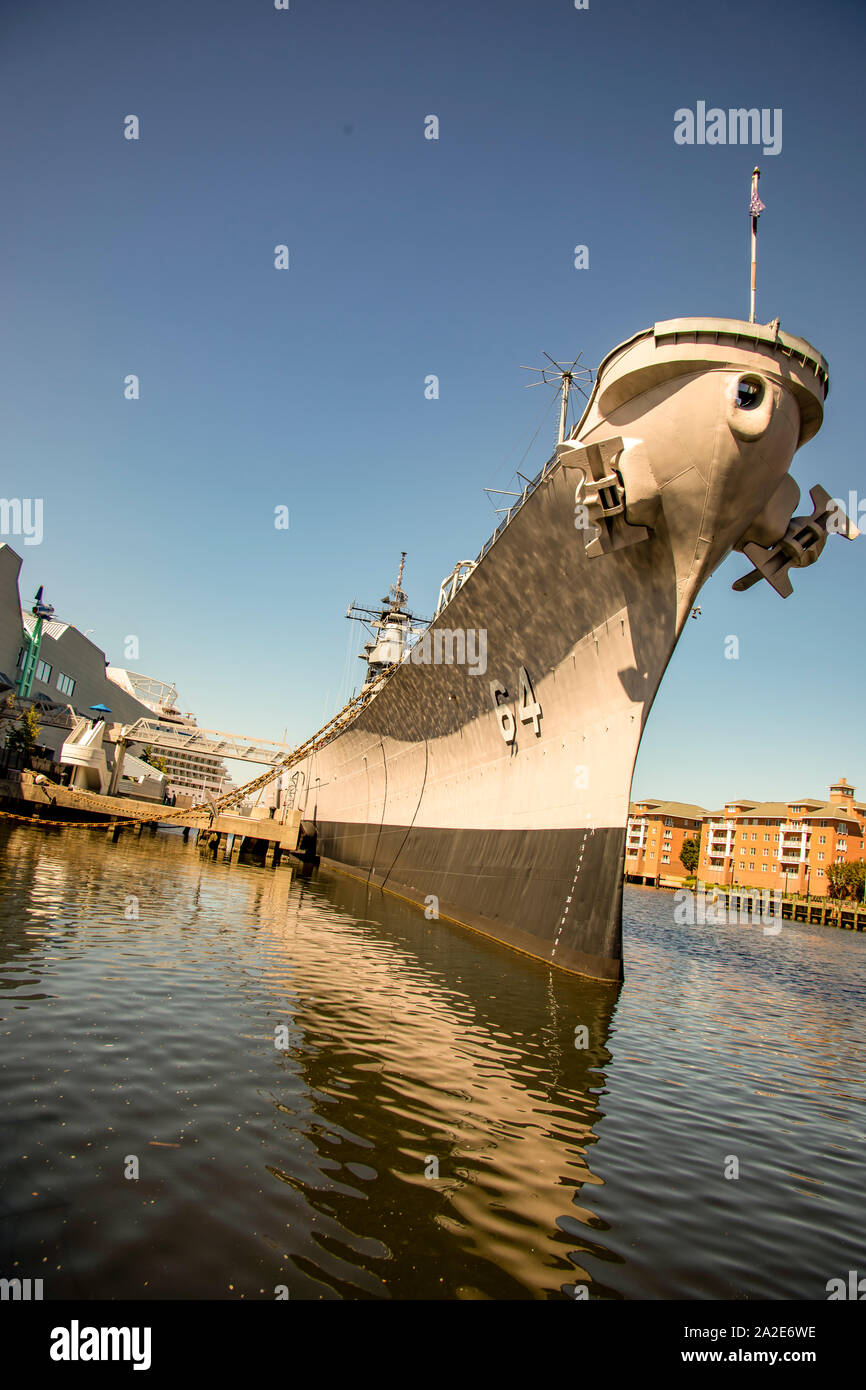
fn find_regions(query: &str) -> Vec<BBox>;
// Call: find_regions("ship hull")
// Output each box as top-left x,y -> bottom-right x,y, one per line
317,822 -> 626,980
287,319 -> 829,980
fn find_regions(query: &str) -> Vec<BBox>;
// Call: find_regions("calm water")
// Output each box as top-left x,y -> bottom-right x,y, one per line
0,823 -> 863,1300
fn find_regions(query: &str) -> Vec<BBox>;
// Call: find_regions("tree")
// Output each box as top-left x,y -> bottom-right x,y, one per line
680,836 -> 701,877
825,863 -> 845,900
826,861 -> 866,903
139,745 -> 168,775
4,707 -> 42,768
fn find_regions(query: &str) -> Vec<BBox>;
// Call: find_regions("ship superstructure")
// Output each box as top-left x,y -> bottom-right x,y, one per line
346,553 -> 429,690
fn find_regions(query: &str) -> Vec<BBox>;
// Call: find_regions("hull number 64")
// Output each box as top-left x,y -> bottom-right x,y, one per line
489,666 -> 542,744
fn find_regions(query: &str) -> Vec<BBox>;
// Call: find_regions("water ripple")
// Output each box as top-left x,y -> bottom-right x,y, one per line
0,827 -> 863,1299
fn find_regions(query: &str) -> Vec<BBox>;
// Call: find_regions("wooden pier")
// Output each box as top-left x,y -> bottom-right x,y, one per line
771,894 -> 863,931
627,871 -> 866,932
190,811 -> 301,868
0,771 -> 304,870
693,885 -> 866,931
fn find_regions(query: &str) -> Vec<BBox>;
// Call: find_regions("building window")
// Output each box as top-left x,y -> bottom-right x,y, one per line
817,853 -> 824,861
819,835 -> 826,845
739,861 -> 745,869
56,672 -> 76,697
761,865 -> 767,872
35,659 -> 52,683
817,869 -> 824,877
751,833 -> 757,840
662,855 -> 669,863
762,849 -> 768,856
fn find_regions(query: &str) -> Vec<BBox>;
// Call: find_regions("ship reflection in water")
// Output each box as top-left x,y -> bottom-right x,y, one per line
0,825 -> 863,1300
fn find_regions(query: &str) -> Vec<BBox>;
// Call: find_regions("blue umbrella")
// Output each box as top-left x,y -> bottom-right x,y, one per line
89,703 -> 112,713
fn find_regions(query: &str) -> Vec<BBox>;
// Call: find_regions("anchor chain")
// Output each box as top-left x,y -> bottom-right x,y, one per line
1,662 -> 401,829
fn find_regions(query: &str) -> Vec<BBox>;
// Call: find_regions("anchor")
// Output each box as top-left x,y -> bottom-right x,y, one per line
733,485 -> 859,598
560,436 -> 651,557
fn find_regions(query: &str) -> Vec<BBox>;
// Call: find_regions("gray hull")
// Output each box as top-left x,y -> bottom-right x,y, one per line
292,318 -> 832,980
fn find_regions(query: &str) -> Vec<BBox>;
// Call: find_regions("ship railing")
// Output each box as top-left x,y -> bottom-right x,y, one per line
473,454 -> 556,567
430,449 -> 562,623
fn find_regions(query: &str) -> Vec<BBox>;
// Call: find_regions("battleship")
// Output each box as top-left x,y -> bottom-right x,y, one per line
284,315 -> 855,982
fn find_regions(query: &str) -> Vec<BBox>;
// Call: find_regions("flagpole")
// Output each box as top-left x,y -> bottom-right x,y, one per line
749,166 -> 761,324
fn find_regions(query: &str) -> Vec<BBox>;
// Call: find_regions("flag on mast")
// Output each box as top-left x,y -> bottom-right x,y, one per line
749,167 -> 763,323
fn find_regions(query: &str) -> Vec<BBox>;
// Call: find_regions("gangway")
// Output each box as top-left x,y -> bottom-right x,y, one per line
120,718 -> 293,767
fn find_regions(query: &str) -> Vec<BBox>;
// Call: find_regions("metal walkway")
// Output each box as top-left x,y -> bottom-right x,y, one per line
120,719 -> 293,767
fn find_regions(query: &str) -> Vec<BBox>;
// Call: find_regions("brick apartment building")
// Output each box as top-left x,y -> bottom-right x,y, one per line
625,799 -> 706,885
698,779 -> 865,897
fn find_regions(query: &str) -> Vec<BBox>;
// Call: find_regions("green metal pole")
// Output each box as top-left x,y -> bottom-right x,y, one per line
16,588 -> 53,700
17,614 -> 44,699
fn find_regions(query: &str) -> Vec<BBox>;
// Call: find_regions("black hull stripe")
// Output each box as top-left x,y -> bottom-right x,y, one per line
315,820 -> 625,983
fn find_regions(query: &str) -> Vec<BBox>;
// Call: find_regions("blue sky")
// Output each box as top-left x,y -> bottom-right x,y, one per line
1,0 -> 863,809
